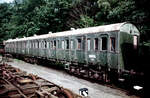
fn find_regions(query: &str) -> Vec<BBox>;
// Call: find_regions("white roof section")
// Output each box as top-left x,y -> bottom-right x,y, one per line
5,22 -> 131,43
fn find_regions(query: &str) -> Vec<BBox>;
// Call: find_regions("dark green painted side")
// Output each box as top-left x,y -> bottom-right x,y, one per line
119,23 -> 140,70
5,23 -> 140,71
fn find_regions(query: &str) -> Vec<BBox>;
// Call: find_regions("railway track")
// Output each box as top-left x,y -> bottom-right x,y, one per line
0,63 -> 82,98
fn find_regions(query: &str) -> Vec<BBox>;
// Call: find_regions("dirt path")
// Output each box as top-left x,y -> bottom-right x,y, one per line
6,58 -> 139,98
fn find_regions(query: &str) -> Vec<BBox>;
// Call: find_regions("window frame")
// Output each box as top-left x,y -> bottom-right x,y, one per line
66,39 -> 69,50
94,38 -> 99,51
50,41 -> 53,49
53,40 -> 56,49
57,40 -> 60,49
101,37 -> 107,51
100,34 -> 108,51
61,40 -> 65,49
87,38 -> 91,51
110,37 -> 116,52
77,38 -> 82,50
44,40 -> 47,49
70,40 -> 74,50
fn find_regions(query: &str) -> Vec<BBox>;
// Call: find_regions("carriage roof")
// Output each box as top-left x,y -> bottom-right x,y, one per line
5,22 -> 139,43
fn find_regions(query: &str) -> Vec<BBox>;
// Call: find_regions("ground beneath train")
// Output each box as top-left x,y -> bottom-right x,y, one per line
6,58 -> 139,98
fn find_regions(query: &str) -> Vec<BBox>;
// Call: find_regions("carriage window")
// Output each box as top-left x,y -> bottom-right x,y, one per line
32,42 -> 35,48
37,41 -> 39,48
50,41 -> 53,49
22,42 -> 24,48
77,39 -> 82,49
28,42 -> 29,48
36,42 -> 38,48
87,38 -> 91,51
57,40 -> 60,49
16,42 -> 19,48
31,42 -> 33,48
24,42 -> 26,48
43,41 -> 45,49
24,42 -> 28,48
13,43 -> 14,48
41,41 -> 42,48
37,42 -> 39,48
102,37 -> 107,50
66,39 -> 69,49
30,42 -> 32,48
35,41 -> 37,48
32,42 -> 34,48
42,41 -> 44,48
41,41 -> 43,48
54,40 -> 56,49
37,41 -> 40,48
34,42 -> 35,48
46,42 -> 49,49
48,41 -> 50,49
44,41 -> 47,48
40,41 -> 42,48
110,37 -> 115,51
12,43 -> 13,48
71,40 -> 74,49
20,42 -> 22,48
62,40 -> 65,49
24,42 -> 25,48
94,38 -> 98,50
33,42 -> 35,48
29,42 -> 31,48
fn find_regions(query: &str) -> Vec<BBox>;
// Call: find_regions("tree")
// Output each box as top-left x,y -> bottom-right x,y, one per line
67,0 -> 98,28
0,0 -> 149,44
0,3 -> 13,41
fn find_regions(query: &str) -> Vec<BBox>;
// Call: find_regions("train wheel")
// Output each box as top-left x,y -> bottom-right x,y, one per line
88,70 -> 93,79
76,68 -> 80,76
70,66 -> 75,74
103,73 -> 110,83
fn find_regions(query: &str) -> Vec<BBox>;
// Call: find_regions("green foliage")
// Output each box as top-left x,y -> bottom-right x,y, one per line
78,15 -> 94,28
66,0 -> 98,28
0,0 -> 149,44
96,0 -> 150,42
97,0 -> 111,12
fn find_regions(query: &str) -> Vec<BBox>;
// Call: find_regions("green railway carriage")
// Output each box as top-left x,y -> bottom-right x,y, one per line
4,22 -> 140,73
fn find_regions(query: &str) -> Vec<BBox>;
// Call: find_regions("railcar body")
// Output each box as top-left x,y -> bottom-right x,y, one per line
4,22 -> 139,72
3,22 -> 145,95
